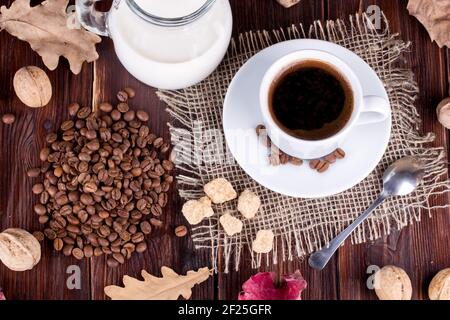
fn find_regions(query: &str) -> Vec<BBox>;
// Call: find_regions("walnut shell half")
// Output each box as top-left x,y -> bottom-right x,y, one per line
0,228 -> 41,271
437,97 -> 450,129
374,265 -> 412,300
13,66 -> 52,108
429,268 -> 450,300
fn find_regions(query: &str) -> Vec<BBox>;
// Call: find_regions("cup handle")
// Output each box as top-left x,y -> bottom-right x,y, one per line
356,96 -> 391,125
76,0 -> 110,37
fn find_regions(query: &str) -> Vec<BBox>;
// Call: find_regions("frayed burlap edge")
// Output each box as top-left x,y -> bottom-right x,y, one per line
157,13 -> 450,273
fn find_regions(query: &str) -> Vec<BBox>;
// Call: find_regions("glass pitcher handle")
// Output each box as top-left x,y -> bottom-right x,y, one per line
75,0 -> 110,36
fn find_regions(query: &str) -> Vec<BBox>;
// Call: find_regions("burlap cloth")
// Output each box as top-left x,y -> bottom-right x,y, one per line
158,13 -> 450,272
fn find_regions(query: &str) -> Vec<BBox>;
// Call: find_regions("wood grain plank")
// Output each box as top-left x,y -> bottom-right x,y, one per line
329,0 -> 450,300
0,0 -> 92,299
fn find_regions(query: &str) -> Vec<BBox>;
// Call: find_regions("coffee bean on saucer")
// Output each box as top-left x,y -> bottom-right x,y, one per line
255,124 -> 265,136
334,148 -> 346,159
289,157 -> 303,166
279,152 -> 289,165
324,153 -> 337,164
316,160 -> 330,173
309,159 -> 321,170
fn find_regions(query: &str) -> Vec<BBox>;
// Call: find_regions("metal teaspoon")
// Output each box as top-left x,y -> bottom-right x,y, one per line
308,157 -> 425,271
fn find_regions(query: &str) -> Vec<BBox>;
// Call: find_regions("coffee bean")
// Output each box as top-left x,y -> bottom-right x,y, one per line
279,152 -> 290,165
61,120 -> 74,131
136,241 -> 147,253
162,160 -> 173,171
32,231 -> 44,242
140,221 -> 151,235
83,245 -> 93,258
38,215 -> 49,224
123,110 -> 135,122
99,102 -> 113,113
113,252 -> 125,264
40,147 -> 50,161
316,160 -> 330,173
123,87 -> 135,99
27,167 -> 41,178
334,148 -> 346,159
117,90 -> 128,102
34,203 -> 46,215
94,247 -> 103,257
38,193 -> 49,207
63,244 -> 74,256
255,124 -> 266,136
136,110 -> 149,122
68,103 -> 80,116
175,225 -> 188,237
324,153 -> 336,164
117,102 -> 129,113
150,218 -> 163,228
53,238 -> 64,251
107,257 -> 119,268
309,159 -> 321,170
289,157 -> 303,166
44,228 -> 57,240
77,107 -> 91,119
32,183 -> 44,194
2,113 -> 15,125
72,248 -> 84,260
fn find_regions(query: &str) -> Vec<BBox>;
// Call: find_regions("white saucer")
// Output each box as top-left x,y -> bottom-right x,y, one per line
223,39 -> 391,198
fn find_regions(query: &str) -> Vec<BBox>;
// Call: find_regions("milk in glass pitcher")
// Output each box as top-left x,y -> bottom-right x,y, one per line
76,0 -> 233,89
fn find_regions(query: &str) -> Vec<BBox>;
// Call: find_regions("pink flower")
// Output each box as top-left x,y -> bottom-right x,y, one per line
0,288 -> 5,300
238,271 -> 307,300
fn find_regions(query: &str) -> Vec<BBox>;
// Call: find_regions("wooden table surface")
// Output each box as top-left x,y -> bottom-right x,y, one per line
0,0 -> 449,300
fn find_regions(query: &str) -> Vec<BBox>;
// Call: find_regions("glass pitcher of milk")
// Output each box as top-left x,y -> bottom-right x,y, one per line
76,0 -> 232,89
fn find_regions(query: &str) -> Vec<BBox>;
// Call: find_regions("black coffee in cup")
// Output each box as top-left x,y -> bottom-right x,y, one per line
269,60 -> 354,141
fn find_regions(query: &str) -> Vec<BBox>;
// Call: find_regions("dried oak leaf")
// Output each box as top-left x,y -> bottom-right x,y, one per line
0,0 -> 101,74
104,267 -> 211,300
238,271 -> 307,300
407,0 -> 450,48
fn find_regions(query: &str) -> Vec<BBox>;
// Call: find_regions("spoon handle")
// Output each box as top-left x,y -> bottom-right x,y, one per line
308,194 -> 387,270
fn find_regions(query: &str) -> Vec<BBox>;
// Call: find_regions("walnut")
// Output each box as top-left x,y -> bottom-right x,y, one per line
437,97 -> 450,129
219,213 -> 243,236
276,0 -> 301,8
252,230 -> 274,253
13,66 -> 52,108
373,266 -> 412,300
204,178 -> 237,204
182,196 -> 214,225
237,189 -> 261,219
0,228 -> 41,271
428,268 -> 450,300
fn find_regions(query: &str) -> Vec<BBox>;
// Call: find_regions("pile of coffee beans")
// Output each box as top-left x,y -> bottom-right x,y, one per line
28,88 -> 173,268
255,124 -> 346,172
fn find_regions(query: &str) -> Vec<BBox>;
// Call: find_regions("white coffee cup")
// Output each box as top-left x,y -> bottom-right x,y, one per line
259,50 -> 390,160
